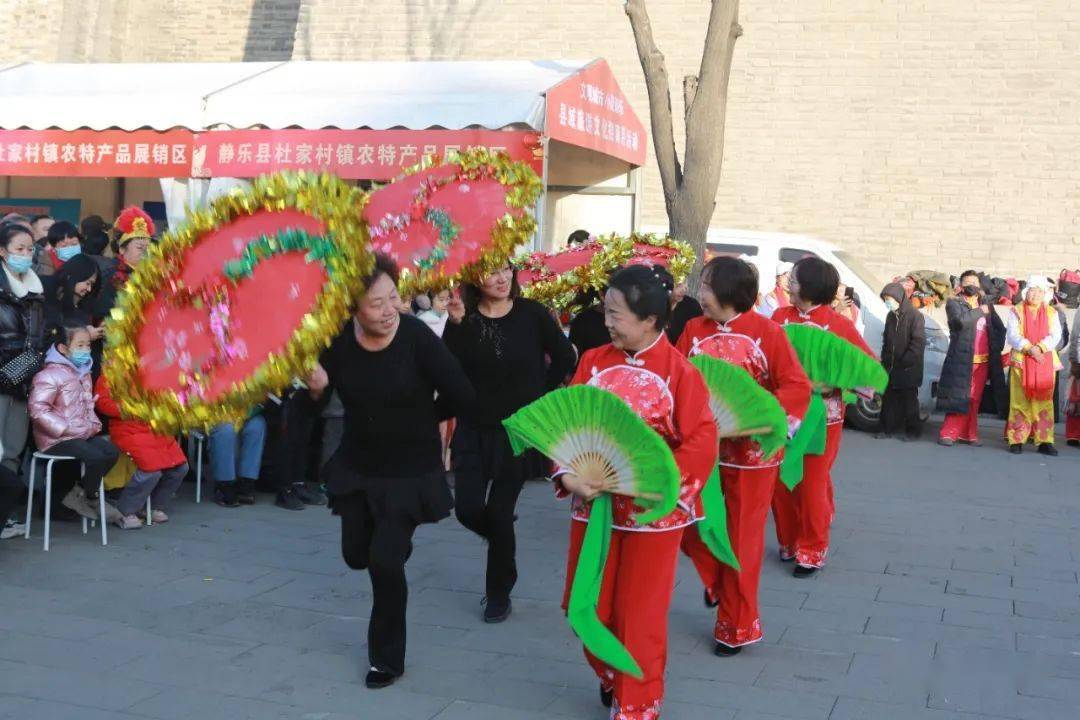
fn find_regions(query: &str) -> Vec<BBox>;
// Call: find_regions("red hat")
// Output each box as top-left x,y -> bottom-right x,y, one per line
114,206 -> 155,246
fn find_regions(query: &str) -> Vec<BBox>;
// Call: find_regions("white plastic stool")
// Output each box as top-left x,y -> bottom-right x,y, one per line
24,452 -> 106,551
186,432 -> 205,503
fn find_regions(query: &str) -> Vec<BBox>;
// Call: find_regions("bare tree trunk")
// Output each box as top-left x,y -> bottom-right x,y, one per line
625,0 -> 742,286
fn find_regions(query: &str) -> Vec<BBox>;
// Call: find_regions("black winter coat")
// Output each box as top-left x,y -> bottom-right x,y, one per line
935,298 -> 1007,416
0,269 -> 47,399
881,287 -> 926,390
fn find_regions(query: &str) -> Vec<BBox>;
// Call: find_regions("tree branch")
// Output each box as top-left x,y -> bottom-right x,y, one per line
683,75 -> 699,124
682,0 -> 741,202
625,0 -> 682,210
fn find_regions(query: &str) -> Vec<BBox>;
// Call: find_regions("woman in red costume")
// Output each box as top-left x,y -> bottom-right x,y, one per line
676,256 -> 811,655
771,257 -> 876,577
558,264 -> 717,720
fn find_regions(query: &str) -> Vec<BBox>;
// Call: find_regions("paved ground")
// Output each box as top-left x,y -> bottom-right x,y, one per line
1,422 -> 1079,720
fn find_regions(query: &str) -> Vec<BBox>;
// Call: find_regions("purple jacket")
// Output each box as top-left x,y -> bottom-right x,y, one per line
29,346 -> 100,451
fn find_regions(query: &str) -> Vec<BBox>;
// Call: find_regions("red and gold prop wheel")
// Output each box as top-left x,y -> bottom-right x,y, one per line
103,172 -> 372,434
363,148 -> 543,296
520,233 -> 695,312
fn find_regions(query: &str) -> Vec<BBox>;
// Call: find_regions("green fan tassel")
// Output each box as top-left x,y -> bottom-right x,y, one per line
779,393 -> 827,490
567,494 -> 644,679
697,465 -> 739,571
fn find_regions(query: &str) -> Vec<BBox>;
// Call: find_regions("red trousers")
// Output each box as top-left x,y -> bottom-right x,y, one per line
772,423 -> 843,569
682,465 -> 776,648
563,521 -> 684,720
940,361 -> 989,442
1068,416 -> 1080,441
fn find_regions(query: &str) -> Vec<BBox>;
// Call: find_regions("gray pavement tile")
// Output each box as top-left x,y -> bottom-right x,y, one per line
866,616 -> 1015,651
664,678 -> 837,719
0,657 -> 165,711
801,593 -> 945,623
876,585 -> 1014,615
829,697 -> 1002,720
128,685 -> 431,720
431,699 -> 573,720
0,696 -> 153,720
1015,632 -> 1080,654
0,627 -> 149,673
778,624 -> 936,656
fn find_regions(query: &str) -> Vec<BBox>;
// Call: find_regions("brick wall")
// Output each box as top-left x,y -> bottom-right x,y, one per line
2,0 -> 1077,279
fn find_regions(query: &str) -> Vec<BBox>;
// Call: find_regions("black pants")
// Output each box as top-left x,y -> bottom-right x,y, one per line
881,387 -> 921,437
0,463 -> 22,525
49,437 -> 119,494
261,391 -> 320,493
337,490 -> 418,677
452,423 -> 528,604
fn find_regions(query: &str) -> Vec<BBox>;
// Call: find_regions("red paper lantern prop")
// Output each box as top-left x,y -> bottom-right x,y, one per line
103,173 -> 372,433
363,148 -> 543,295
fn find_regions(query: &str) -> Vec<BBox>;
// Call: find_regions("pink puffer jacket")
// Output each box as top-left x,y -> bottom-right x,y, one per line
28,347 -> 101,451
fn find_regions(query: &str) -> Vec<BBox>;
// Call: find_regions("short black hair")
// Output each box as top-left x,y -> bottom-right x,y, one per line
0,223 -> 33,249
607,264 -> 674,330
567,229 -> 591,245
702,256 -> 759,313
793,257 -> 840,306
362,253 -> 400,292
959,269 -> 980,283
46,221 -> 81,247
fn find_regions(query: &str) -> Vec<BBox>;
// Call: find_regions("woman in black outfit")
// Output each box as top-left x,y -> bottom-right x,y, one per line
307,255 -> 474,689
443,263 -> 576,623
42,254 -> 102,347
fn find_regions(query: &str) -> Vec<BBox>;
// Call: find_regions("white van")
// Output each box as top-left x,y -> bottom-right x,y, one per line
643,227 -> 950,431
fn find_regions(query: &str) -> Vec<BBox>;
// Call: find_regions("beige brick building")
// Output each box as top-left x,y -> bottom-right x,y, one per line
2,0 -> 1078,279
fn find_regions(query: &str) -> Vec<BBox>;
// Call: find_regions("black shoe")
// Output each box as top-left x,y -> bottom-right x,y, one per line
292,483 -> 328,506
793,565 -> 819,578
1009,444 -> 1023,455
275,488 -> 305,511
1067,439 -> 1079,447
600,686 -> 613,708
365,668 -> 398,689
714,642 -> 742,657
236,479 -> 256,505
214,484 -> 240,508
482,597 -> 512,624
703,588 -> 719,609
1038,443 -> 1059,457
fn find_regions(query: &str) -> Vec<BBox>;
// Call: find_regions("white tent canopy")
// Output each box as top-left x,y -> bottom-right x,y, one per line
0,60 -> 590,132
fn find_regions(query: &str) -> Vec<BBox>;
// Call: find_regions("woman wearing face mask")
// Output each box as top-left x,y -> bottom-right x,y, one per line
443,262 -> 575,623
0,223 -> 47,474
27,324 -> 119,521
34,221 -> 84,278
558,264 -> 717,718
307,255 -> 474,689
878,283 -> 926,441
675,256 -> 812,655
936,271 -> 1007,446
771,257 -> 877,578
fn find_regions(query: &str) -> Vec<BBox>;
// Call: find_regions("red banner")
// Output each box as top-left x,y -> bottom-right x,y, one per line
191,129 -> 543,181
545,60 -> 647,167
0,129 -> 194,178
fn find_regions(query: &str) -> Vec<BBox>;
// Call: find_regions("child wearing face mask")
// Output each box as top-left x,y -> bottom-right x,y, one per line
28,324 -> 119,520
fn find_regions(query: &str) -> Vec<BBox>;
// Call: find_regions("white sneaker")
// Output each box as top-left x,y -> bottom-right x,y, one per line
1,518 -> 25,539
61,486 -> 99,521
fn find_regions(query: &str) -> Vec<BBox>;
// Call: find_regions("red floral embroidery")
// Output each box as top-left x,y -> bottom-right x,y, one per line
612,699 -> 662,720
796,547 -> 827,569
715,618 -> 763,648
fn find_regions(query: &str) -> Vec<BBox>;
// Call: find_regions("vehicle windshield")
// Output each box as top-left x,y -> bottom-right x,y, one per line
834,250 -> 889,294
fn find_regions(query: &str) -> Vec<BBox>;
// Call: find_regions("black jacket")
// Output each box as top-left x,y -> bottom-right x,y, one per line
880,283 -> 926,390
0,269 -> 47,398
935,296 -> 1007,416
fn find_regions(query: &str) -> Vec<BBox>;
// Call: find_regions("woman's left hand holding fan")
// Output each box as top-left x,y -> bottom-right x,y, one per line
561,472 -> 604,501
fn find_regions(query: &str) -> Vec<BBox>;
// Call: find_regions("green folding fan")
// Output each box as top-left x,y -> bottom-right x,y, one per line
782,324 -> 888,393
502,384 -> 682,679
688,354 -> 788,459
778,324 -> 886,489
